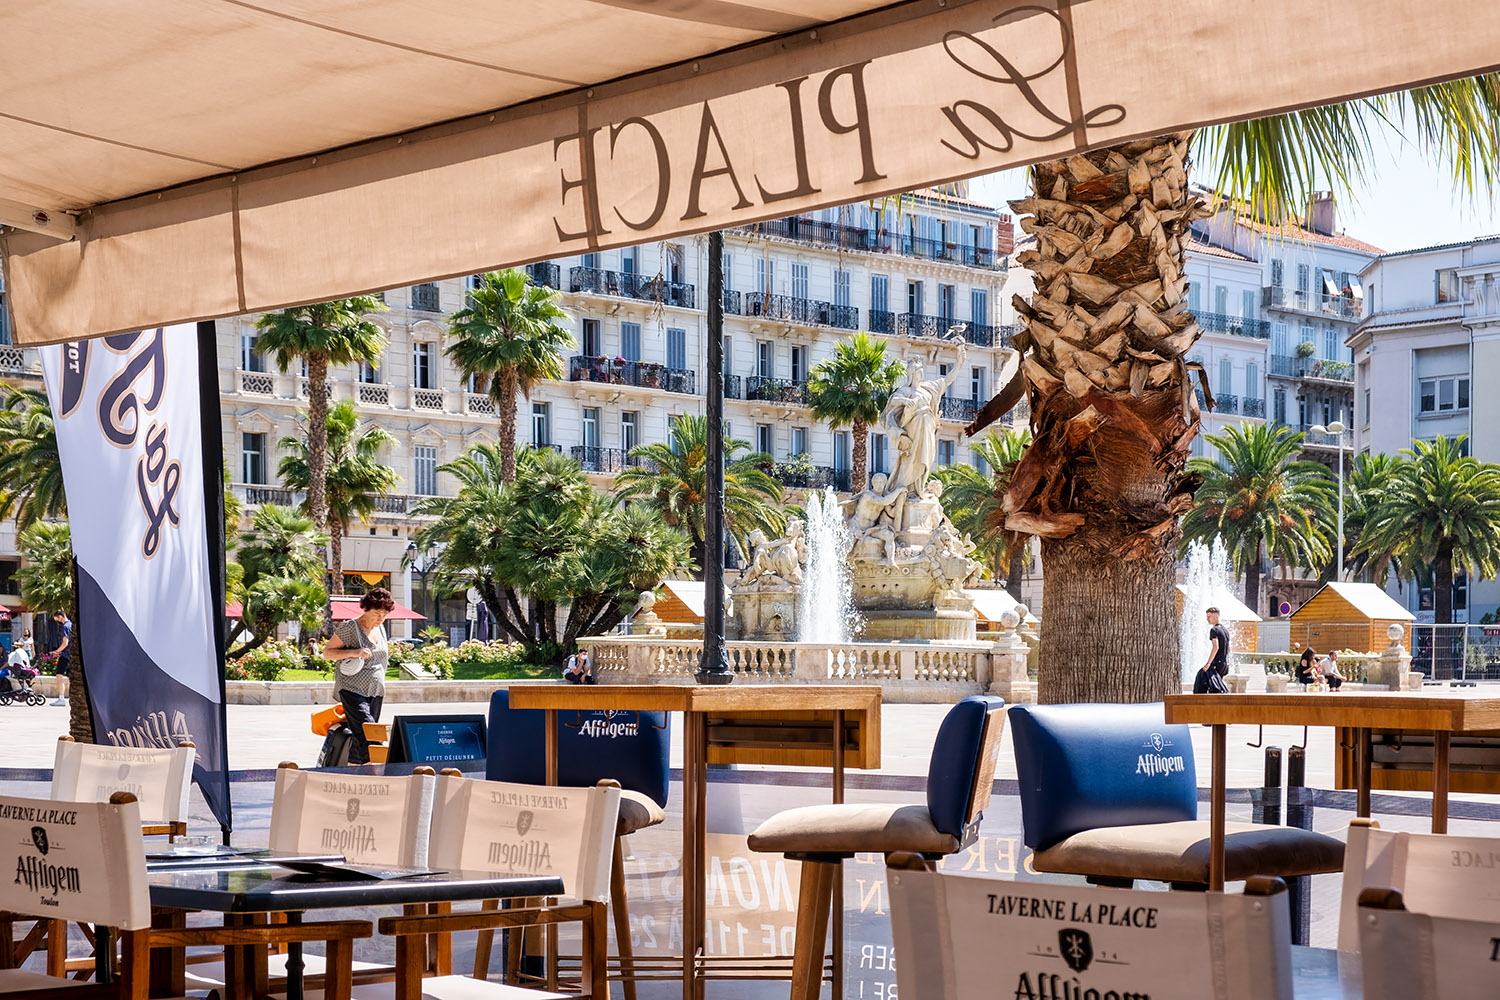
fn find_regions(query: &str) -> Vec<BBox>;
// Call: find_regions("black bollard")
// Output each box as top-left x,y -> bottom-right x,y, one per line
1253,746 -> 1283,827
1284,745 -> 1311,946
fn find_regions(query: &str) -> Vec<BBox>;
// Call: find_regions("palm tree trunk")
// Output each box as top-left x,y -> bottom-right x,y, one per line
328,516 -> 345,596
496,368 -> 520,484
1435,540 -> 1454,625
1004,134 -> 1204,703
1244,542 -> 1262,617
67,562 -> 92,742
1006,549 -> 1024,599
851,418 -> 869,493
306,353 -> 330,527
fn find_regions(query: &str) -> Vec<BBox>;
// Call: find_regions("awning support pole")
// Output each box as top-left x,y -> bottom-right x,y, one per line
698,231 -> 732,685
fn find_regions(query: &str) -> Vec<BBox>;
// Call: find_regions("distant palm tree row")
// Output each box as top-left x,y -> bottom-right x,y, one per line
1182,424 -> 1500,624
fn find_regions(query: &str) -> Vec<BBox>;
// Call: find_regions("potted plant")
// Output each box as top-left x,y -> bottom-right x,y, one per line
1294,340 -> 1317,375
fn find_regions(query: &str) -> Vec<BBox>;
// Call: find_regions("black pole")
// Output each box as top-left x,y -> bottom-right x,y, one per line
197,320 -> 234,841
698,231 -> 731,684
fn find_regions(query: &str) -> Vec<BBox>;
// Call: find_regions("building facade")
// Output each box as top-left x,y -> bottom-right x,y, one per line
220,192 -> 1023,637
1353,235 -> 1500,622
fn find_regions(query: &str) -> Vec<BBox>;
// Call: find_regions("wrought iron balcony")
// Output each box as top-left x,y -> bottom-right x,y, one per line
525,262 -> 561,289
1216,393 -> 1239,414
1242,397 -> 1266,418
887,234 -> 1000,268
869,311 -> 971,339
771,463 -> 852,491
411,283 -> 441,312
570,446 -> 652,474
745,376 -> 808,405
1269,355 -> 1354,382
1261,286 -> 1362,321
939,396 -> 980,421
568,267 -> 696,309
1194,311 -> 1270,339
742,292 -> 859,330
723,374 -> 742,400
568,355 -> 696,394
742,216 -> 878,251
722,289 -> 742,315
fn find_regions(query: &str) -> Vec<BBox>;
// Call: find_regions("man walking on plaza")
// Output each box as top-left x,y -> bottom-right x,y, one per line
1205,607 -> 1231,677
48,610 -> 71,706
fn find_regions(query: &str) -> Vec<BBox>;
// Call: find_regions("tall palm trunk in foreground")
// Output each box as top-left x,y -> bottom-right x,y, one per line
1004,133 -> 1205,703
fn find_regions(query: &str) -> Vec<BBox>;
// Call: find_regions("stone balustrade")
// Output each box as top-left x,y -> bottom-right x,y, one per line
577,635 -> 1033,703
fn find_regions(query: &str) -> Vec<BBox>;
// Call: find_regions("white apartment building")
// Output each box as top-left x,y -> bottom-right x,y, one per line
1353,235 -> 1500,622
220,192 -> 1021,637
1183,236 -> 1269,458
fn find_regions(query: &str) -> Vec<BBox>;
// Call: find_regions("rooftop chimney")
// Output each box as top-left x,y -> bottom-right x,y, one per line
1307,191 -> 1336,236
995,215 -> 1015,256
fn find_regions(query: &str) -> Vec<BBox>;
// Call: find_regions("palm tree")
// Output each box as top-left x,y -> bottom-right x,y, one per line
254,296 -> 388,534
446,269 -> 571,483
806,332 -> 906,492
1357,436 -> 1500,624
932,430 -> 1033,595
1341,452 -> 1403,584
1181,424 -> 1335,615
277,401 -> 397,595
233,504 -> 328,586
0,387 -> 65,529
986,81 -> 1500,702
227,503 -> 329,654
615,413 -> 784,575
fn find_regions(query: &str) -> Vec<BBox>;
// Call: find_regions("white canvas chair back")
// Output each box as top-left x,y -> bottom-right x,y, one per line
52,737 -> 195,828
1337,819 -> 1500,950
268,765 -> 435,868
428,775 -> 621,903
1358,889 -> 1500,1000
887,862 -> 1293,1000
0,792 -> 150,931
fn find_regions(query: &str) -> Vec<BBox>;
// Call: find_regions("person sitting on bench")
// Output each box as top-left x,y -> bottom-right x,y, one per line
1296,647 -> 1319,686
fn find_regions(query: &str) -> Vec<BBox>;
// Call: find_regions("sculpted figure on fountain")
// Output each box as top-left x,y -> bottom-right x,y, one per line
739,518 -> 806,589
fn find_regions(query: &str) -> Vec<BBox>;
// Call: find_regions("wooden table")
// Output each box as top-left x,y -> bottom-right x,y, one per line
508,683 -> 882,1000
1164,692 -> 1500,891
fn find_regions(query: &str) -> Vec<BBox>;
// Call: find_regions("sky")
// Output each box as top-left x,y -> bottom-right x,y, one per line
969,135 -> 1500,255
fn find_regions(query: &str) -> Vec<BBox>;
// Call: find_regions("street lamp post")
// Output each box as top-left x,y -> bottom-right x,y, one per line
1309,420 -> 1348,581
406,539 -> 434,637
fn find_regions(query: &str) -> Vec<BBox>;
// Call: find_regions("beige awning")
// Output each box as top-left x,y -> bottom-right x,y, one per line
5,0 -> 1500,345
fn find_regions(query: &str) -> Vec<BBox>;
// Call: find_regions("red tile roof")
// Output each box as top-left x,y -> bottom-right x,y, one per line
1186,236 -> 1254,262
1235,216 -> 1384,255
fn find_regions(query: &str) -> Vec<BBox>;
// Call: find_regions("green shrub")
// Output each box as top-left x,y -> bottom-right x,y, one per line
229,639 -> 305,681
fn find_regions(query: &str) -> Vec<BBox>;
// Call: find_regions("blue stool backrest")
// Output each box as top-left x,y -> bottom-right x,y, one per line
486,689 -> 671,807
925,695 -> 1007,843
1008,703 -> 1196,851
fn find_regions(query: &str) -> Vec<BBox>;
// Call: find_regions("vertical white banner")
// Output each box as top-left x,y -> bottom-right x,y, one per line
40,326 -> 229,827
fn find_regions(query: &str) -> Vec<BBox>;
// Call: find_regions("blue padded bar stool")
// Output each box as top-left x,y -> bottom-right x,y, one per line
486,689 -> 671,1000
1009,703 -> 1344,888
748,695 -> 1006,1000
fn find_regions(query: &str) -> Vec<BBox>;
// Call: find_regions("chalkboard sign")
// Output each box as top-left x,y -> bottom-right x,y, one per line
386,715 -> 487,765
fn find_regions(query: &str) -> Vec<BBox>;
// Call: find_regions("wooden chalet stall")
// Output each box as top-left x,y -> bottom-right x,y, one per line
1289,582 -> 1414,654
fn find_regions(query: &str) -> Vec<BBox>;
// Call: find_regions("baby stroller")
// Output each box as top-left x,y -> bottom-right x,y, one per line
0,664 -> 45,706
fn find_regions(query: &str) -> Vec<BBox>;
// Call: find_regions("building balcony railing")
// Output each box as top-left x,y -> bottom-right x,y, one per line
0,346 -> 39,378
721,290 -> 741,315
869,311 -> 971,340
568,267 -> 696,309
234,484 -> 298,506
372,494 -> 434,515
723,374 -> 743,400
962,322 -> 1020,348
411,283 -> 441,312
300,377 -> 332,399
888,234 -> 999,268
1195,311 -> 1270,339
570,446 -> 652,474
1269,355 -> 1354,382
1271,420 -> 1355,450
525,262 -> 561,289
939,396 -> 980,421
238,369 -> 275,395
1216,393 -> 1239,415
770,463 -> 852,492
568,355 -> 696,394
742,292 -> 859,330
357,382 -> 391,406
745,376 -> 808,406
1242,397 -> 1266,418
411,387 -> 444,411
465,392 -> 496,415
740,216 -> 1004,268
1261,286 -> 1361,320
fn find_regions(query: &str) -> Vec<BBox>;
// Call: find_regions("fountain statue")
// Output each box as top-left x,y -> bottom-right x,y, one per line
733,333 -> 983,642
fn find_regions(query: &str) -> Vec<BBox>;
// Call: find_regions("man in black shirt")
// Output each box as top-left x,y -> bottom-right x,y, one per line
1194,607 -> 1232,694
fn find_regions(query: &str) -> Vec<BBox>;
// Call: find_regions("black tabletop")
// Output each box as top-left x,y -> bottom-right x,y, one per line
147,861 -> 564,913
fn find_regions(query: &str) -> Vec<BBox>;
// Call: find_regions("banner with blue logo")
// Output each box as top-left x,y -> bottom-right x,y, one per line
40,324 -> 230,829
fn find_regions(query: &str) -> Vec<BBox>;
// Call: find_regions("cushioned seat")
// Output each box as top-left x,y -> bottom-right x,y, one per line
0,969 -> 74,992
616,789 -> 665,837
749,803 -> 959,857
1033,820 -> 1346,884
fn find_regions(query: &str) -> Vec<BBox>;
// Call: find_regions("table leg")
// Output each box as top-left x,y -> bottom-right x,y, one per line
693,711 -> 708,1000
1432,731 -> 1450,834
545,709 -> 558,786
149,909 -> 187,996
1355,728 -> 1372,819
285,911 -> 304,1000
1210,724 -> 1226,892
832,710 -> 845,1000
682,710 -> 700,1000
544,709 -> 558,988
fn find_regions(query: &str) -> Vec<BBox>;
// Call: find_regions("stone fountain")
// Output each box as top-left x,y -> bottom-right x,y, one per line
731,341 -> 983,643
